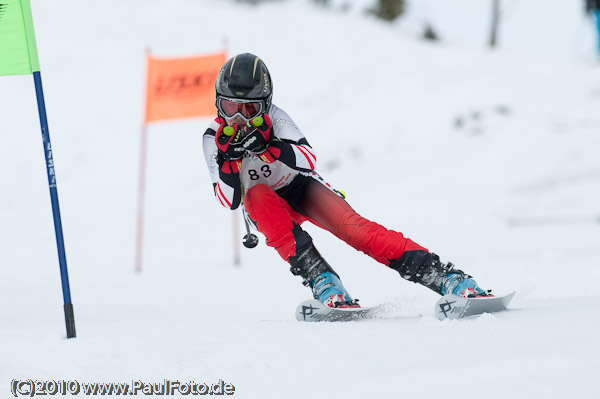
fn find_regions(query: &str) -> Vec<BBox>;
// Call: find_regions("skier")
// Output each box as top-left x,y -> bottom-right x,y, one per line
586,0 -> 600,57
202,53 -> 490,308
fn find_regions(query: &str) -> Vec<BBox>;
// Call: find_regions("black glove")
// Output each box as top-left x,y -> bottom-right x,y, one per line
240,114 -> 274,154
215,122 -> 245,160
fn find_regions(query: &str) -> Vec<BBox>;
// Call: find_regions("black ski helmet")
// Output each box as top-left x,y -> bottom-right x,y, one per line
215,53 -> 273,118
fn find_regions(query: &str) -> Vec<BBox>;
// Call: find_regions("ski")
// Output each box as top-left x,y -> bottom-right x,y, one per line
296,291 -> 516,322
435,291 -> 516,320
295,299 -> 382,322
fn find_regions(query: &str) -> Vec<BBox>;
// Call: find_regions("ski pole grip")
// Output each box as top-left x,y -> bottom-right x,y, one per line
251,116 -> 264,127
223,126 -> 234,137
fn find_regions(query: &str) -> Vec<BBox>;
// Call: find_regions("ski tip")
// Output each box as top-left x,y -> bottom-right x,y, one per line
295,299 -> 328,322
434,291 -> 516,321
435,294 -> 469,321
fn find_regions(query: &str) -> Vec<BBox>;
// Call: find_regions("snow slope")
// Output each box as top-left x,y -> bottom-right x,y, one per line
1,1 -> 599,398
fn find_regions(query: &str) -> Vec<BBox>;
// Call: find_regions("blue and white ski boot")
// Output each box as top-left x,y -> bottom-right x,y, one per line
389,250 -> 491,298
312,272 -> 359,308
442,272 -> 488,298
288,242 -> 359,308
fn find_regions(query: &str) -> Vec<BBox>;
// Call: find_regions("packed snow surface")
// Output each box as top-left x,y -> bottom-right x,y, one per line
1,1 -> 599,398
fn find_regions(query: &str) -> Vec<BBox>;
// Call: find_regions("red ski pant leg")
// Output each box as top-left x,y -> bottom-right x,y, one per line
301,181 -> 427,265
244,184 -> 307,261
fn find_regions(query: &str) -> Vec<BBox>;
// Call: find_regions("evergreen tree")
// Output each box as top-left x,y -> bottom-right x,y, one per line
370,0 -> 406,22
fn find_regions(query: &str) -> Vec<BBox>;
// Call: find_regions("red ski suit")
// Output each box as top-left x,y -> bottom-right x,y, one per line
202,104 -> 426,264
244,179 -> 426,263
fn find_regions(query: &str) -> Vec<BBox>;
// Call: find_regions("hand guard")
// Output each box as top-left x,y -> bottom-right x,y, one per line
215,122 -> 245,161
240,114 -> 274,154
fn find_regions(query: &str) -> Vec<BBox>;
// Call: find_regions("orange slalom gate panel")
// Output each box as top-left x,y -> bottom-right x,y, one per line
145,52 -> 226,123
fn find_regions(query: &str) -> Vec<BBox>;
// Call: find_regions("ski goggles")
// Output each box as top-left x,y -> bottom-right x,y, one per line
217,97 -> 265,120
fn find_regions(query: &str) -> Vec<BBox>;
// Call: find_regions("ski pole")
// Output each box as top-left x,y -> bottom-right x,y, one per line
240,117 -> 262,249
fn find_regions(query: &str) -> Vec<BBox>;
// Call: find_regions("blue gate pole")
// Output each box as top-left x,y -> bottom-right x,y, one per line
33,71 -> 76,339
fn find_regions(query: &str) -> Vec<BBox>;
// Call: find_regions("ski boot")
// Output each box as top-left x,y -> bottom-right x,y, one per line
289,243 -> 359,308
442,271 -> 488,298
312,272 -> 359,308
389,250 -> 490,298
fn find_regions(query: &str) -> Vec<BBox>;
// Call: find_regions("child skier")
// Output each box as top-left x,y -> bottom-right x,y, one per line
202,53 -> 490,308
